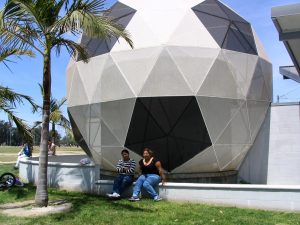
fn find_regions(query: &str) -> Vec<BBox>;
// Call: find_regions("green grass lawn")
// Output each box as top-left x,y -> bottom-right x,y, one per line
0,146 -> 83,154
0,164 -> 299,225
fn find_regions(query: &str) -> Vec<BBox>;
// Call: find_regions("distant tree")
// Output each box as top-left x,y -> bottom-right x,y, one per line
31,126 -> 42,146
33,84 -> 70,144
60,130 -> 76,146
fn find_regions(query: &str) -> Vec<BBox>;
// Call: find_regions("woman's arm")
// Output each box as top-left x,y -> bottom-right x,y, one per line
155,161 -> 166,185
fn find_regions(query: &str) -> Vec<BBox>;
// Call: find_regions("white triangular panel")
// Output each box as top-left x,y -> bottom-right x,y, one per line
197,53 -> 244,99
139,49 -> 193,97
214,145 -> 249,170
120,0 -> 186,12
77,55 -> 108,103
215,102 -> 251,145
247,62 -> 270,101
101,98 -> 136,145
171,146 -> 219,173
92,56 -> 135,103
92,146 -> 101,155
222,145 -> 250,171
100,146 -> 119,171
66,64 -> 76,102
111,47 -> 162,95
246,100 -> 269,142
167,47 -> 219,93
184,0 -> 206,8
111,13 -> 160,51
68,67 -> 89,107
223,50 -> 258,96
259,58 -> 273,102
101,121 -> 121,147
122,1 -> 187,44
66,58 -> 76,70
253,29 -> 269,61
168,9 -> 219,48
89,150 -> 101,165
89,121 -> 101,148
196,96 -> 244,143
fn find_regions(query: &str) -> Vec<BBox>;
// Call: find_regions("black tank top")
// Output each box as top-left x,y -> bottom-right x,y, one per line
139,158 -> 159,175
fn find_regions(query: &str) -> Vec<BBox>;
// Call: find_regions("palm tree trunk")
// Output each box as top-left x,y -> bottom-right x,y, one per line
35,47 -> 51,207
51,122 -> 55,143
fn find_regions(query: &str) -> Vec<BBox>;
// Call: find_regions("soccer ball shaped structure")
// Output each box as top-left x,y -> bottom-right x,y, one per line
67,0 -> 272,174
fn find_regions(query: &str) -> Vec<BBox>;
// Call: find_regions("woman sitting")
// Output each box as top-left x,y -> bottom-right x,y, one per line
129,147 -> 166,202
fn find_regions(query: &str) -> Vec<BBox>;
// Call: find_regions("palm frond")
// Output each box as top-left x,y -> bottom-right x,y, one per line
32,120 -> 42,129
2,106 -> 33,141
0,85 -> 38,111
53,0 -> 133,48
54,38 -> 89,62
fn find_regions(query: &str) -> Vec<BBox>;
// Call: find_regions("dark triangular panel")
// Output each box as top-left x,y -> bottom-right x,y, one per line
125,96 -> 212,172
192,10 -> 230,28
140,98 -> 171,134
78,2 -> 136,60
233,21 -> 257,54
223,29 -> 249,53
167,137 -> 210,172
171,98 -> 211,145
192,0 -> 229,19
192,0 -> 258,55
216,1 -> 248,23
140,96 -> 193,131
124,99 -> 149,146
106,2 -> 136,19
68,109 -> 92,158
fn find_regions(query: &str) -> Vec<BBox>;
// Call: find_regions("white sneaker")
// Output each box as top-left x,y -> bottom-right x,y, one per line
154,196 -> 162,202
107,192 -> 120,198
111,192 -> 120,198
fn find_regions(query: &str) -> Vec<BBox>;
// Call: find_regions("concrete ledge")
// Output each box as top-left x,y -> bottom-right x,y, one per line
160,182 -> 300,212
95,180 -> 300,212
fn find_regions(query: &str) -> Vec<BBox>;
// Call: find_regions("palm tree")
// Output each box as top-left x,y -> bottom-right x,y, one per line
0,0 -> 133,207
33,84 -> 71,144
0,46 -> 36,143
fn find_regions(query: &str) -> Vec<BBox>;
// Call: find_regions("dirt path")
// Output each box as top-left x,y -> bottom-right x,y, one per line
0,200 -> 73,217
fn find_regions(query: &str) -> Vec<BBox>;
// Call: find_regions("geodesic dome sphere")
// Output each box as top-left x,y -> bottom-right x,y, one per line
66,0 -> 272,174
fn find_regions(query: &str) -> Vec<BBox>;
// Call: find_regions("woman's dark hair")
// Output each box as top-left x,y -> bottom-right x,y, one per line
121,149 -> 129,155
143,147 -> 154,157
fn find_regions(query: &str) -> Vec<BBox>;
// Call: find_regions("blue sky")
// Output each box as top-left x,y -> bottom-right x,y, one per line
0,0 -> 300,134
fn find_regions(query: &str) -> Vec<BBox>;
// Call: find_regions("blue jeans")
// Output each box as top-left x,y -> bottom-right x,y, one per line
112,174 -> 134,195
132,174 -> 161,199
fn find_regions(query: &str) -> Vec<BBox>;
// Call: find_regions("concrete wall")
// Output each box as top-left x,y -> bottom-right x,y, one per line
19,155 -> 100,193
160,183 -> 300,212
267,103 -> 300,185
239,103 -> 300,185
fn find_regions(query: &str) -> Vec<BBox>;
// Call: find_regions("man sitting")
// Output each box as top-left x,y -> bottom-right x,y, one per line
107,149 -> 136,198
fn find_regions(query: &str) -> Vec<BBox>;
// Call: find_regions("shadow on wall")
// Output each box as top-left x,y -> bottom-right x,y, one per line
238,108 -> 271,184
